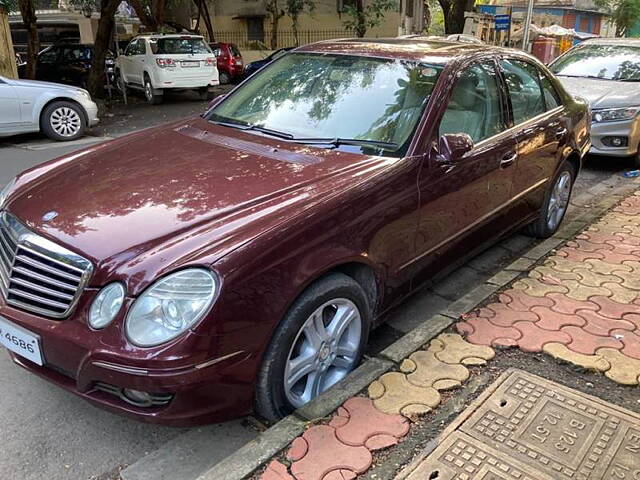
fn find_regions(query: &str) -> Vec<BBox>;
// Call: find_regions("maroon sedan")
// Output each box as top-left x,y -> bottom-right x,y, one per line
0,39 -> 589,425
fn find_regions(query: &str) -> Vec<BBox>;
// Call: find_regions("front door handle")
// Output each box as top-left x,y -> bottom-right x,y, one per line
500,152 -> 517,168
556,127 -> 568,139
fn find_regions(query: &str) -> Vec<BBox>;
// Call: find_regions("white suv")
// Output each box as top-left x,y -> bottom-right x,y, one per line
116,34 -> 219,104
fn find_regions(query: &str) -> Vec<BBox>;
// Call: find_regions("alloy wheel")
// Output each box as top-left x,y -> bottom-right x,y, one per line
49,107 -> 81,138
547,171 -> 572,231
284,299 -> 362,408
145,81 -> 154,102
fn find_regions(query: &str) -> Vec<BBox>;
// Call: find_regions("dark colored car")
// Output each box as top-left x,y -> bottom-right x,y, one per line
0,39 -> 589,426
243,47 -> 294,78
209,42 -> 244,83
17,43 -> 115,88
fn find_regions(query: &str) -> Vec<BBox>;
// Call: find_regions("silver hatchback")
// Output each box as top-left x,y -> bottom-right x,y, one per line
549,38 -> 640,165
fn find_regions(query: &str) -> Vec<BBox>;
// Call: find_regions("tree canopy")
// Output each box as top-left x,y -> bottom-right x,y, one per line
595,0 -> 640,36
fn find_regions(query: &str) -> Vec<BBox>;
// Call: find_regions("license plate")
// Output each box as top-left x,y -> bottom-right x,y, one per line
0,317 -> 43,365
181,61 -> 199,68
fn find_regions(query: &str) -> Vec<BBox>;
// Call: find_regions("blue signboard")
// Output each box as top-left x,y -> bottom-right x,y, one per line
495,14 -> 511,31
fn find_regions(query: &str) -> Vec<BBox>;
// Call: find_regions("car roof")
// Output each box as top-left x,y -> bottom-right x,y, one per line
135,33 -> 204,40
296,37 -> 510,63
582,38 -> 640,46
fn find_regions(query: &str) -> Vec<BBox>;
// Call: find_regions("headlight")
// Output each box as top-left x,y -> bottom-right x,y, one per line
0,177 -> 16,209
125,269 -> 217,347
75,89 -> 91,99
593,107 -> 639,123
89,283 -> 125,329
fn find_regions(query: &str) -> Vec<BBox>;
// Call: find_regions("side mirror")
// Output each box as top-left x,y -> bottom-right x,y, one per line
207,94 -> 226,110
438,133 -> 474,164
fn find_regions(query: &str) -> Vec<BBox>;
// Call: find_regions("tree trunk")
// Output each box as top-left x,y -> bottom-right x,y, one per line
355,0 -> 366,37
88,0 -> 121,97
292,15 -> 299,45
152,0 -> 166,30
423,0 -> 431,33
18,0 -> 38,79
441,0 -> 472,34
199,0 -> 215,41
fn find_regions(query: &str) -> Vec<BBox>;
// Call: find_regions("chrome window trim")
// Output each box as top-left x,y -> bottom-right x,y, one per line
0,211 -> 93,318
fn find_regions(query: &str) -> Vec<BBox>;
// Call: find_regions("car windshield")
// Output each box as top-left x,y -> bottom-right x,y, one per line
150,37 -> 211,55
208,53 -> 443,156
550,44 -> 640,81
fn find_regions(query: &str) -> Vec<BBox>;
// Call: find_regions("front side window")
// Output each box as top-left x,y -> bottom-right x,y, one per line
501,59 -> 545,124
550,44 -> 640,81
39,48 -> 58,64
440,62 -> 505,143
539,71 -> 562,110
150,37 -> 211,55
208,53 -> 444,157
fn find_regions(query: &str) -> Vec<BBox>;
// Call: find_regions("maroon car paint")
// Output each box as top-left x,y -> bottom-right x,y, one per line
1,40 -> 589,425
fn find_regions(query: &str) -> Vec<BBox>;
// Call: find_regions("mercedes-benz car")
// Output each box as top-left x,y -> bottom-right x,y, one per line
550,38 -> 640,164
0,39 -> 589,425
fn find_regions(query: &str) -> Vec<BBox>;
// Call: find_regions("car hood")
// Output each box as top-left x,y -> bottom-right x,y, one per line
6,117 -> 395,292
556,76 -> 640,109
8,77 -> 87,93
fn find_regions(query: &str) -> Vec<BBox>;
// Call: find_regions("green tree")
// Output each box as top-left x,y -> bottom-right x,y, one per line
595,0 -> 640,36
87,0 -> 121,96
342,0 -> 396,38
285,0 -> 315,46
437,0 -> 474,34
266,0 -> 284,49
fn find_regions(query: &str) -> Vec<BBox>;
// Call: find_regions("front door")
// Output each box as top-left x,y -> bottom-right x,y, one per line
0,81 -> 21,130
409,59 -> 516,286
36,47 -> 60,82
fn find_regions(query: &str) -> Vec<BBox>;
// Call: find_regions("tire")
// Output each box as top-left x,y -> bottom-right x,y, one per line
198,87 -> 214,101
524,161 -> 576,238
144,75 -> 162,105
41,101 -> 86,142
633,145 -> 640,169
255,273 -> 371,423
219,71 -> 231,85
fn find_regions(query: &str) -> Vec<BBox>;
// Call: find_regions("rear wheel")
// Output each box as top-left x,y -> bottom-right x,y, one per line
524,161 -> 575,238
255,273 -> 370,423
41,101 -> 86,141
219,71 -> 231,85
144,75 -> 162,105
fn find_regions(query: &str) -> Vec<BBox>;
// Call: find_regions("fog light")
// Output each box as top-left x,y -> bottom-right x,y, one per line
602,136 -> 628,147
122,389 -> 153,407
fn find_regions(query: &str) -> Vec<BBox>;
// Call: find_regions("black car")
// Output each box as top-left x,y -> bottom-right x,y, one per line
18,43 -> 115,88
244,47 -> 294,77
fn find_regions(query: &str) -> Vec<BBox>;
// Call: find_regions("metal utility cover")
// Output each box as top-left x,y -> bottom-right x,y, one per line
404,369 -> 640,480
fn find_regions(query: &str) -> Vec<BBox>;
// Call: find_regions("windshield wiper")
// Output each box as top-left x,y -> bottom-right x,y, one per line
557,74 -> 613,80
209,117 -> 294,140
289,137 -> 398,150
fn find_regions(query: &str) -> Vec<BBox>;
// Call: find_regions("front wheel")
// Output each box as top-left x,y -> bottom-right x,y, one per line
255,273 -> 370,423
524,161 -> 575,238
41,101 -> 86,141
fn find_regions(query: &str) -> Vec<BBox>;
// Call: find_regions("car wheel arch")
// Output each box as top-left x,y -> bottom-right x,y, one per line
39,97 -> 88,131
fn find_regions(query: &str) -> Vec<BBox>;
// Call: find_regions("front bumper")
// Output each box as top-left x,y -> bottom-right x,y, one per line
0,296 -> 254,426
589,116 -> 640,157
81,99 -> 100,127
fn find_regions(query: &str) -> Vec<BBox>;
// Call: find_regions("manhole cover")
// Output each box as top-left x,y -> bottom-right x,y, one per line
403,369 -> 640,480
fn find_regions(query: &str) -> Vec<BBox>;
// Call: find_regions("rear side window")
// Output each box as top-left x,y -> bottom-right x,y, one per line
501,59 -> 545,124
150,38 -> 211,55
229,44 -> 241,57
539,72 -> 562,110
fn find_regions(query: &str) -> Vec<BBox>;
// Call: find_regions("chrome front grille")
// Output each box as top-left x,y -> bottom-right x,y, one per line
0,212 -> 93,318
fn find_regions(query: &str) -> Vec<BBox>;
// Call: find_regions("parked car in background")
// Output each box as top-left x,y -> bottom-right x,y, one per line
116,34 -> 219,104
549,38 -> 640,165
209,42 -> 244,84
0,39 -> 588,426
17,43 -> 115,89
0,75 -> 98,141
243,47 -> 294,77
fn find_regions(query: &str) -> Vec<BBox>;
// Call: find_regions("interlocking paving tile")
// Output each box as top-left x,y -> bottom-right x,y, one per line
429,333 -> 495,365
591,295 -> 640,319
532,305 -> 586,330
400,350 -> 470,390
544,293 -> 598,315
512,321 -> 571,352
328,397 -> 409,450
542,343 -> 610,372
561,326 -> 623,355
286,425 -> 372,480
405,370 -> 640,480
610,329 -> 640,360
577,310 -> 636,336
499,289 -> 554,311
597,348 -> 640,385
456,316 -> 522,347
368,372 -> 440,416
261,460 -> 295,480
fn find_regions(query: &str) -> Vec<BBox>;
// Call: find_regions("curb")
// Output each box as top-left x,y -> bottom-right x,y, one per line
193,174 -> 640,480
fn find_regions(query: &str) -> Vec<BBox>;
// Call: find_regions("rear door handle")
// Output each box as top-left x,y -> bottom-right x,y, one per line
500,152 -> 517,168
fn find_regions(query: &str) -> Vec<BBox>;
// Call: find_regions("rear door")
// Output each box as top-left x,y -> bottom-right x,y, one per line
499,57 -> 569,214
410,59 -> 517,286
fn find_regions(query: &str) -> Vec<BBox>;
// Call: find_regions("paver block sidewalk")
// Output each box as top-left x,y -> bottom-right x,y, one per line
260,334 -> 495,480
457,191 -> 640,385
